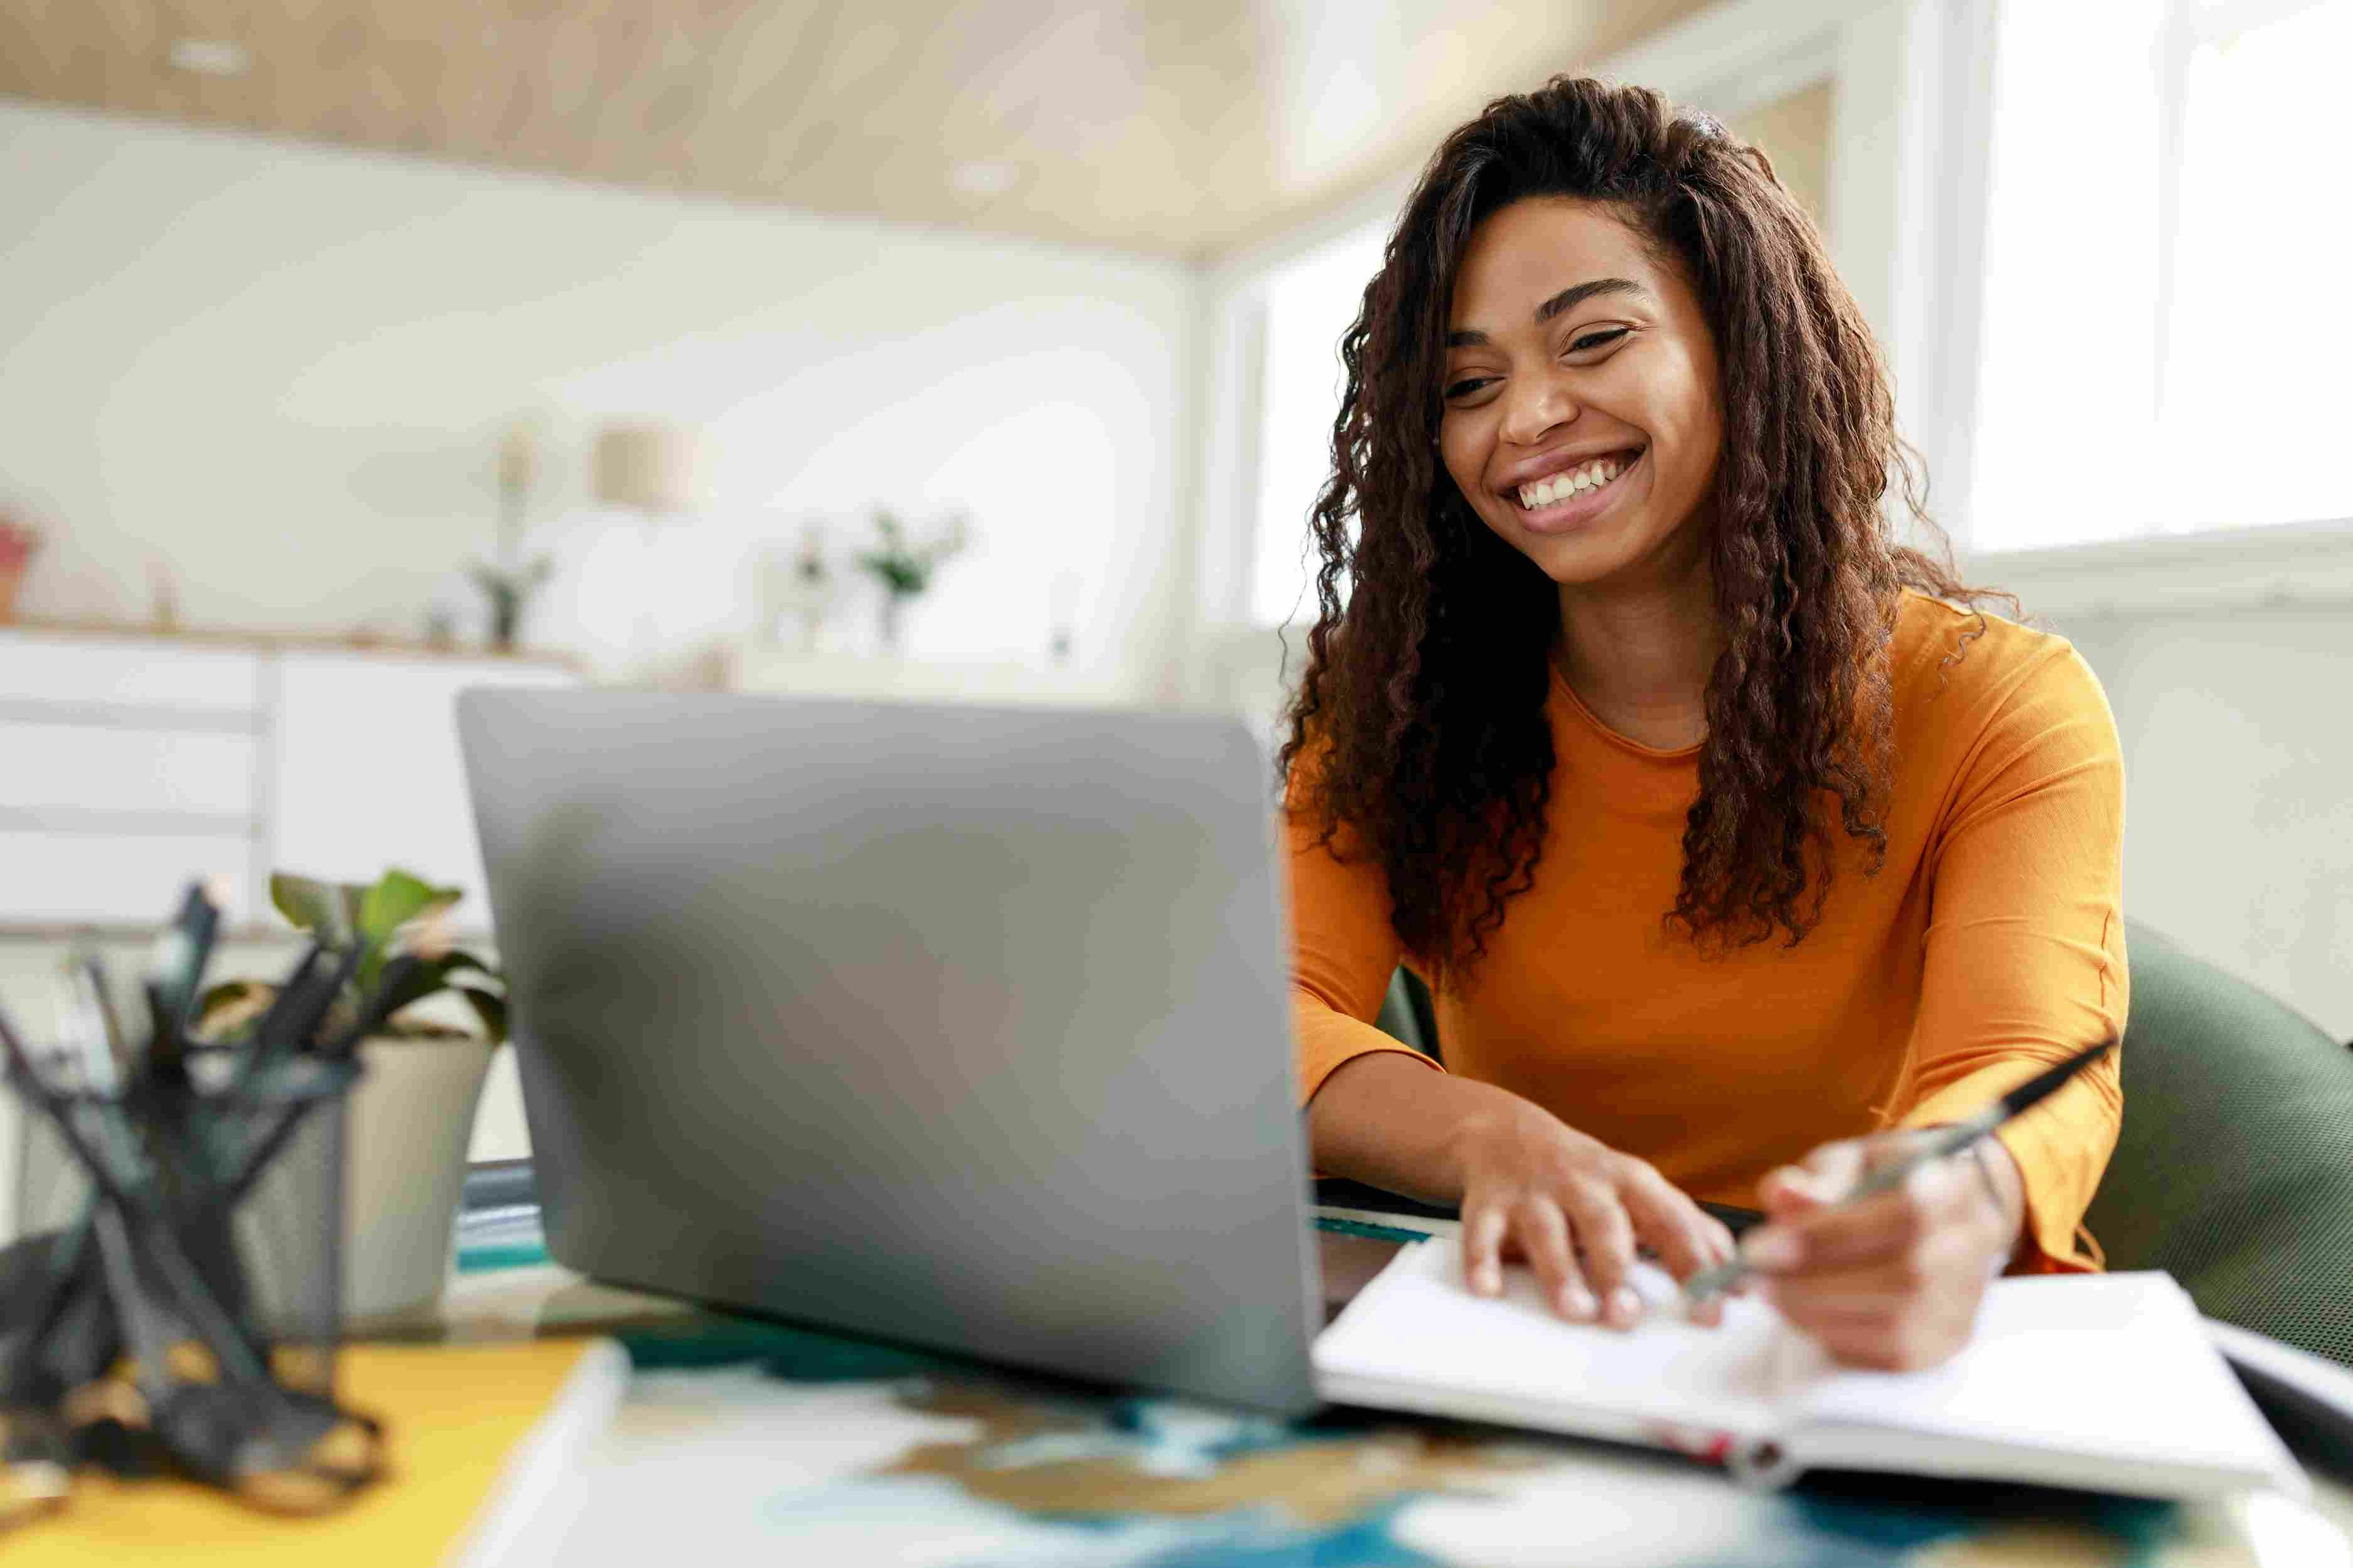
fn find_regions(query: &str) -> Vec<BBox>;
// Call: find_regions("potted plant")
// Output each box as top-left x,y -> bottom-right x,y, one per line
201,868 -> 507,1325
0,506 -> 42,622
855,507 -> 972,652
471,418 -> 555,652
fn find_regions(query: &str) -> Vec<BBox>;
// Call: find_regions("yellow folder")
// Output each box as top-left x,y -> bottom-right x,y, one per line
7,1337 -> 599,1566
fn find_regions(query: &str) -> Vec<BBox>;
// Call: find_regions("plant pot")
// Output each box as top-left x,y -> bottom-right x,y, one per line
0,561 -> 24,623
341,1034 -> 496,1326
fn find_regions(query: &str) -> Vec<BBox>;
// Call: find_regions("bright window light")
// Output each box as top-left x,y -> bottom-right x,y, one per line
2155,0 -> 2353,533
1250,224 -> 1386,628
1969,0 -> 2353,552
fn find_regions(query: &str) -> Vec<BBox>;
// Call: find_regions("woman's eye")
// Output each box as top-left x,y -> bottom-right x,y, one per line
1444,331 -> 1627,400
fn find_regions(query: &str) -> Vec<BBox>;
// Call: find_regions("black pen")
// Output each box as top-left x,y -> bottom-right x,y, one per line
1684,1037 -> 2119,1304
141,880 -> 222,1074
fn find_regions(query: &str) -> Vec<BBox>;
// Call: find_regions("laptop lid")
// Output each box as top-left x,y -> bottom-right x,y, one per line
455,688 -> 1321,1414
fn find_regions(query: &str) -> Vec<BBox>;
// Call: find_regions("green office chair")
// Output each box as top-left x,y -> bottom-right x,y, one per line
1369,922 -> 2353,1367
2082,920 -> 2353,1368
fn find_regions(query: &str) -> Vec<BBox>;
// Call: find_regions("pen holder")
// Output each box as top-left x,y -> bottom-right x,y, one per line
0,975 -> 388,1527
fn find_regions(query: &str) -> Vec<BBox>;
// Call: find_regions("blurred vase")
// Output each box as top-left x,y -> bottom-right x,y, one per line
469,561 -> 550,654
340,1035 -> 496,1326
0,540 -> 36,623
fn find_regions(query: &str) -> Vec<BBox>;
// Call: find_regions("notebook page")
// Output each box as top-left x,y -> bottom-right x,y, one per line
1313,1237 -> 1793,1439
1783,1272 -> 2299,1486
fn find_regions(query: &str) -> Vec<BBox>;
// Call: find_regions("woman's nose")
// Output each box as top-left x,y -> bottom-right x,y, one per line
1499,372 -> 1578,446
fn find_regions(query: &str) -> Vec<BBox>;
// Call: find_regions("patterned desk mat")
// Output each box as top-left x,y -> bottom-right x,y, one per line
435,1217 -> 2342,1566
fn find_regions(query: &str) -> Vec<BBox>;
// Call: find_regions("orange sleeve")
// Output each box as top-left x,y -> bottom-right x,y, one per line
1891,638 -> 2128,1273
1282,756 -> 1444,1104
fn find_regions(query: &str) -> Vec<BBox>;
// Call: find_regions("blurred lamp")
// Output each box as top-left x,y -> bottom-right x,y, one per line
589,421 -> 704,680
593,422 -> 700,516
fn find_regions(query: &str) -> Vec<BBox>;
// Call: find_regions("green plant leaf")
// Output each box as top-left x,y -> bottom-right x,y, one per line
271,872 -> 358,944
346,947 -> 509,1042
457,986 -> 508,1044
440,951 -> 504,993
372,954 -> 453,1023
358,868 -> 461,950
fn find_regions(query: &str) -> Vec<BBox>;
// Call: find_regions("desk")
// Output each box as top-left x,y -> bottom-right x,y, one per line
423,1220 -> 2353,1567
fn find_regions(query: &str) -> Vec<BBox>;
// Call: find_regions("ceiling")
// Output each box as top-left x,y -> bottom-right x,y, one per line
0,0 -> 1713,259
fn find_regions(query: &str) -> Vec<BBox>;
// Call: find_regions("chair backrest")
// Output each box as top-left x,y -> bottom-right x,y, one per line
2085,920 -> 2353,1366
1381,925 -> 2353,1365
1373,968 -> 1440,1063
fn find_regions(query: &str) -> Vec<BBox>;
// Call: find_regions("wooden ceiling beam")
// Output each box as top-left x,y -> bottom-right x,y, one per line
0,0 -> 1710,255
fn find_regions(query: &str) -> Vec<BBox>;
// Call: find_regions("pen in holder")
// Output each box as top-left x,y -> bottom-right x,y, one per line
0,883 -> 390,1528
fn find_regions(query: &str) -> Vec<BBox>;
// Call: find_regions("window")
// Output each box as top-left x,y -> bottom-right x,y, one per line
1968,0 -> 2353,553
1248,223 -> 1386,629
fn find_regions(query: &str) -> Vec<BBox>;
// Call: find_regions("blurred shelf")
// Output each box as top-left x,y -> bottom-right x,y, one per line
0,615 -> 578,669
727,642 -> 1142,707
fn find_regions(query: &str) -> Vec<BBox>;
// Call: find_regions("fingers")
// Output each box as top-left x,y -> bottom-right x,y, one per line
1617,1160 -> 1729,1279
1616,1165 -> 1739,1334
1764,1237 -> 1977,1321
1555,1181 -> 1644,1328
1759,1138 -> 1868,1217
1765,1246 -> 1983,1370
1742,1136 -> 2004,1373
1458,1184 -> 1659,1329
1744,1154 -> 1974,1275
1452,1126 -> 1734,1332
1461,1203 -> 1509,1297
1511,1196 -> 1597,1322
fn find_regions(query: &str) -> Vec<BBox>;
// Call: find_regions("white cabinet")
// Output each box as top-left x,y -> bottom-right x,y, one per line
0,722 -> 259,818
0,631 -> 268,922
269,651 -> 575,929
0,634 -> 263,712
0,627 -> 577,931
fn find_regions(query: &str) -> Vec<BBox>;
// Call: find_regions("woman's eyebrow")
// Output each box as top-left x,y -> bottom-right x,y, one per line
1445,277 -> 1648,346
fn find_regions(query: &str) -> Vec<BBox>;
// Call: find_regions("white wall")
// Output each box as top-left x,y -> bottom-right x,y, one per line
2031,603 -> 2353,1045
0,99 -> 1201,689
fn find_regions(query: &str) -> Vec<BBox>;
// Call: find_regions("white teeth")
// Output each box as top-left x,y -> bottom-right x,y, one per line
1516,455 -> 1633,510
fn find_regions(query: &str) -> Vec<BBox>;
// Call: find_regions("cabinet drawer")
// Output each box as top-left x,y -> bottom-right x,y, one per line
0,633 -> 262,713
0,831 -> 255,925
0,722 -> 258,819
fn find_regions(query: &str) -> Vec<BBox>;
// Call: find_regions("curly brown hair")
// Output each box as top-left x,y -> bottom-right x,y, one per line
1278,76 -> 2015,977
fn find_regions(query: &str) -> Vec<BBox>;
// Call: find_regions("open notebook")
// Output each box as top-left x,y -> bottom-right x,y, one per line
1314,1238 -> 2303,1500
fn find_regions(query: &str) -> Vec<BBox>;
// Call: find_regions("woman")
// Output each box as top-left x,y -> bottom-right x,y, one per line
1282,78 -> 2125,1371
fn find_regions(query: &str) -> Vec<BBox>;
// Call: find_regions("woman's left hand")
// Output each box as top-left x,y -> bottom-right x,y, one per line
1737,1131 -> 2025,1371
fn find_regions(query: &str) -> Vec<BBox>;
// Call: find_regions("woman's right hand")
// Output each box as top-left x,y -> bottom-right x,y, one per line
1449,1096 -> 1739,1330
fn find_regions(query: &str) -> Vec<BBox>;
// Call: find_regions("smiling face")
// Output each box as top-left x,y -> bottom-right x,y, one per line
1437,197 -> 1723,594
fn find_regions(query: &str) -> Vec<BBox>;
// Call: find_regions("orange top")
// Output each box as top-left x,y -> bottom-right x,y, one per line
1288,592 -> 2127,1272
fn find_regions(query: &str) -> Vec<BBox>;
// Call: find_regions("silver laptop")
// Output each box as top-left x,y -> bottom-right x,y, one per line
455,687 -> 1322,1414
